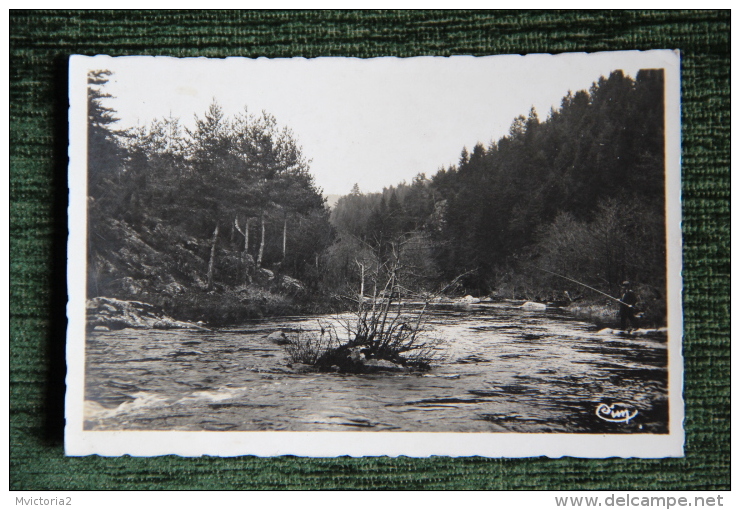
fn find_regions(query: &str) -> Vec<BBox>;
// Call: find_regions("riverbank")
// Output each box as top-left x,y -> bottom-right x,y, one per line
98,285 -> 343,328
564,301 -> 619,327
86,296 -> 210,332
91,288 -> 665,331
563,299 -> 665,329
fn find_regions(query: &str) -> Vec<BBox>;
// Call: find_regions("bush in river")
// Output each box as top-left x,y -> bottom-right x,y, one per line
284,248 -> 444,372
283,323 -> 341,366
284,317 -> 441,373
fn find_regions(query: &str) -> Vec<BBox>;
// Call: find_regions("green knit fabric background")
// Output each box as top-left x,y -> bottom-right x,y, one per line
9,10 -> 730,490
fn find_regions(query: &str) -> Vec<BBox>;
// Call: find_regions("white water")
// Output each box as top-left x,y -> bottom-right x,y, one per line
84,302 -> 668,433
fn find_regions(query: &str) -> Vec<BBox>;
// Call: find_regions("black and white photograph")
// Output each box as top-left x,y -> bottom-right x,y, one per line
66,52 -> 683,457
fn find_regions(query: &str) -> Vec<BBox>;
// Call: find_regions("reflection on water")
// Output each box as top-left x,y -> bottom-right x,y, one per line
84,302 -> 669,433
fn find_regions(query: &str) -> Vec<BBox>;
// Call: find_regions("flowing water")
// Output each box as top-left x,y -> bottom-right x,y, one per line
84,302 -> 669,433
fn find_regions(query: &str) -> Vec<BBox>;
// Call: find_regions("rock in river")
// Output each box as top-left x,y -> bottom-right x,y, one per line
453,295 -> 481,306
520,301 -> 547,310
266,331 -> 291,344
363,359 -> 409,372
597,327 -> 668,339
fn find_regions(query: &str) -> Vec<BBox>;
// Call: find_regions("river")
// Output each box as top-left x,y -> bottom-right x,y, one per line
84,301 -> 669,434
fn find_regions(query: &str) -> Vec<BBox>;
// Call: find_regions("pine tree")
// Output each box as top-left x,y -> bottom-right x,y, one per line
87,70 -> 124,200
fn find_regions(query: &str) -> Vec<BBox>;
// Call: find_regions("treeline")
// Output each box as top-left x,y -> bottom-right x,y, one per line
88,68 -> 667,326
330,70 -> 667,323
87,71 -> 334,322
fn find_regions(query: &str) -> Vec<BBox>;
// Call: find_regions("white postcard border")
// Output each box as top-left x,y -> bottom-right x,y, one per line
66,50 -> 684,458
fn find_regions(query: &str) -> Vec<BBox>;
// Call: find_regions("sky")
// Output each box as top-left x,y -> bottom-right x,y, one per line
83,51 -> 676,196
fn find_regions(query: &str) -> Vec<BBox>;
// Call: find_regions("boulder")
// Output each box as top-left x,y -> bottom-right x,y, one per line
521,301 -> 547,310
597,327 -> 668,338
363,359 -> 409,372
267,331 -> 291,345
163,281 -> 186,296
453,295 -> 480,306
86,297 -> 209,332
431,296 -> 453,303
278,274 -> 305,293
632,327 -> 668,337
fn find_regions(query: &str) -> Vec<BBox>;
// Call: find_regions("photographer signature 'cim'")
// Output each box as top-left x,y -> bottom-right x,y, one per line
595,402 -> 638,423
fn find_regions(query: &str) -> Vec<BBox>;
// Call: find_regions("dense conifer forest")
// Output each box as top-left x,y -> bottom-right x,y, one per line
87,68 -> 667,326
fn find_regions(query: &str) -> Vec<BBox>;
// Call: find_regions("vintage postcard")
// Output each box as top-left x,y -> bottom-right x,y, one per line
66,51 -> 683,457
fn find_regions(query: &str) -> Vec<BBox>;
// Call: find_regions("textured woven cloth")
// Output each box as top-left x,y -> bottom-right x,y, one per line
10,10 -> 729,490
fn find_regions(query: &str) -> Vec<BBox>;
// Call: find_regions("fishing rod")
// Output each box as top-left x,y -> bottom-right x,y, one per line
534,266 -> 631,307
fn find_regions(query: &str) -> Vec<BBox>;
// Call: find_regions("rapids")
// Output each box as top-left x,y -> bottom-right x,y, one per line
84,301 -> 668,433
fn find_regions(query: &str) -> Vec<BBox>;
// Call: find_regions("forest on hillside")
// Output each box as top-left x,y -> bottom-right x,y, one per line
86,68 -> 667,326
87,70 -> 333,323
331,69 -> 666,323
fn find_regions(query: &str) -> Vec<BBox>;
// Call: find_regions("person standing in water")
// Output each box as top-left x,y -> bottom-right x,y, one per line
619,281 -> 638,330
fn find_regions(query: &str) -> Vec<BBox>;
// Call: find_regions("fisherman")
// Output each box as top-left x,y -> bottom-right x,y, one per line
619,281 -> 638,331
536,267 -> 641,330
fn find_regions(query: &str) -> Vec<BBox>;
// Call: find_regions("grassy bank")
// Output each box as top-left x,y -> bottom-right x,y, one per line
104,285 -> 341,328
564,296 -> 666,329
